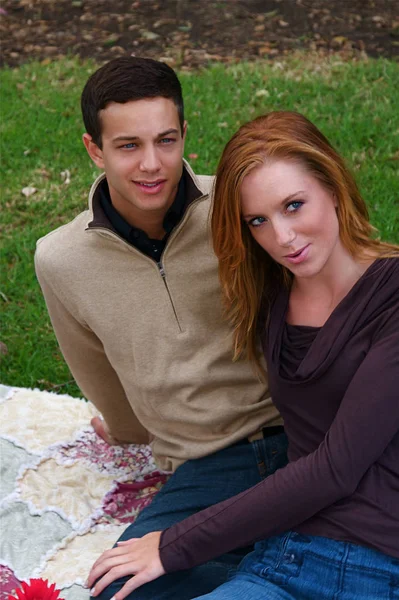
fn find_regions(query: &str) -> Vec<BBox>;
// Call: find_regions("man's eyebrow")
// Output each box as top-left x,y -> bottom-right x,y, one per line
112,135 -> 139,143
112,129 -> 179,143
157,128 -> 179,138
242,191 -> 305,218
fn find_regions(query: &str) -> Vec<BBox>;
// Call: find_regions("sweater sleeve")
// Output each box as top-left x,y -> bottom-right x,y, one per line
159,313 -> 399,572
35,247 -> 149,445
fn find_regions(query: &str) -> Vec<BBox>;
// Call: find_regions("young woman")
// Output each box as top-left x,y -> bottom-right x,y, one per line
89,112 -> 399,600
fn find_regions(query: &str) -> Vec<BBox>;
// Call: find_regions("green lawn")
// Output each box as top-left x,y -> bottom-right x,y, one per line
1,55 -> 398,395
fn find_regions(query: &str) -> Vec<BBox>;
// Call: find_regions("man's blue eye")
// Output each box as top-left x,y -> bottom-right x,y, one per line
122,143 -> 136,149
160,138 -> 174,144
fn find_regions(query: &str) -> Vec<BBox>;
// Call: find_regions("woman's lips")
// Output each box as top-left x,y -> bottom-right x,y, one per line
284,244 -> 310,264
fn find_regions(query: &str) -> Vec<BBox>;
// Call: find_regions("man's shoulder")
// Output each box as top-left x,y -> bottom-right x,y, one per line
35,210 -> 90,268
184,160 -> 214,197
195,174 -> 214,195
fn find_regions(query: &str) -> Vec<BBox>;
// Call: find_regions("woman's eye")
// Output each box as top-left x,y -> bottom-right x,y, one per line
286,201 -> 303,213
248,217 -> 267,227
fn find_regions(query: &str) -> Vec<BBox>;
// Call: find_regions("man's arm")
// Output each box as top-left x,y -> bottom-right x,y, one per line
35,252 -> 149,445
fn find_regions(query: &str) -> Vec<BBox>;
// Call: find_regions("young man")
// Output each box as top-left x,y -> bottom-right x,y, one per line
35,57 -> 287,600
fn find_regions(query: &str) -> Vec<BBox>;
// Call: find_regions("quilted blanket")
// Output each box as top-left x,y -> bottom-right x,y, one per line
0,385 -> 167,599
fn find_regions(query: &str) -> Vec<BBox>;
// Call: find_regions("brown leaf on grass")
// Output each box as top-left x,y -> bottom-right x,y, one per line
37,168 -> 50,179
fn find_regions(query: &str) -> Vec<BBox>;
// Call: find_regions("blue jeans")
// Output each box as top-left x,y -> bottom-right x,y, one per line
193,532 -> 399,600
94,430 -> 288,600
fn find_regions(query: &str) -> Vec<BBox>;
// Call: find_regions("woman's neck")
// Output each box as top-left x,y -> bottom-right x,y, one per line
287,251 -> 375,327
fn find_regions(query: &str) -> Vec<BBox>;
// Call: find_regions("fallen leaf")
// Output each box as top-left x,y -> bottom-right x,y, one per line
104,34 -> 120,46
188,153 -> 198,160
37,168 -> 50,178
60,169 -> 71,185
263,10 -> 278,19
178,23 -> 192,32
22,186 -> 37,197
278,20 -> 289,27
217,122 -> 228,128
140,30 -> 160,40
332,36 -> 347,45
255,89 -> 270,97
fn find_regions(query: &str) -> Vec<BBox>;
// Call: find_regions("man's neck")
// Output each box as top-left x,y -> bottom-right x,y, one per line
110,193 -> 176,240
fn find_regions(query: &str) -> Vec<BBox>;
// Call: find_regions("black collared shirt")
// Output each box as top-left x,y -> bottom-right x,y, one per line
99,174 -> 187,261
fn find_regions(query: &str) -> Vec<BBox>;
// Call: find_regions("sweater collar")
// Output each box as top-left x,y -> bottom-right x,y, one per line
87,159 -> 205,231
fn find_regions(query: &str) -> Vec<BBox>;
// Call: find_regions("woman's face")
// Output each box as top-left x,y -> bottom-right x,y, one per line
240,159 -> 343,280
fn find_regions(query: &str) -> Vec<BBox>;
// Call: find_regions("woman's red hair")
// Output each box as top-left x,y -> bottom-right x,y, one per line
211,111 -> 398,370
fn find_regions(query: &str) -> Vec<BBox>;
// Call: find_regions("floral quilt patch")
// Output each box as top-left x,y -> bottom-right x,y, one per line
0,386 -> 167,598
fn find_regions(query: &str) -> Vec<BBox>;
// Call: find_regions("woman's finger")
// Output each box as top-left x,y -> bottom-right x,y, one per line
90,561 -> 141,597
88,546 -> 137,586
116,569 -> 162,599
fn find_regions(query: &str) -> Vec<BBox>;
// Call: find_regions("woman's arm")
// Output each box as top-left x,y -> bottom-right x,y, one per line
88,314 -> 399,597
160,318 -> 399,572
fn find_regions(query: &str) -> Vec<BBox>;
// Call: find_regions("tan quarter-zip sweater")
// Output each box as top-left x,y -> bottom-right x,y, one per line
35,162 -> 281,471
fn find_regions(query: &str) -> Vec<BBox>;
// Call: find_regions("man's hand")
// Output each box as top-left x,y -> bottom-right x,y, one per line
87,531 -> 165,599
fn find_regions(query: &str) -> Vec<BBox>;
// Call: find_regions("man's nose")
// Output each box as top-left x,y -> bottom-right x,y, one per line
139,146 -> 161,172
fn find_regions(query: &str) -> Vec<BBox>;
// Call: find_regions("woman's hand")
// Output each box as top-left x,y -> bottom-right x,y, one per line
87,531 -> 165,599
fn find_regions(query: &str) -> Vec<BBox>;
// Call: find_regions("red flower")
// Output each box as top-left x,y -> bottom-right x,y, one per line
8,578 -> 64,600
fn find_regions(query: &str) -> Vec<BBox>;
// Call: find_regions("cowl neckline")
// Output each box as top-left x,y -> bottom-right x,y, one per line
267,258 -> 398,384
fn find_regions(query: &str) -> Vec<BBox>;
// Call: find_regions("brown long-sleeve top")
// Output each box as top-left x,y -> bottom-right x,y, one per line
159,257 -> 399,571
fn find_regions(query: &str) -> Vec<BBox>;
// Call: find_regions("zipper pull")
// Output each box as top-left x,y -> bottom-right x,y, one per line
158,262 -> 166,278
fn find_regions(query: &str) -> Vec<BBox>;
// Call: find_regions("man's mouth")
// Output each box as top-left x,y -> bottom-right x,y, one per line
138,181 -> 163,188
133,180 -> 166,194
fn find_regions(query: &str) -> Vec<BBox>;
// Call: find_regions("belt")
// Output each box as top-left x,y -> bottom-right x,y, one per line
247,425 -> 285,443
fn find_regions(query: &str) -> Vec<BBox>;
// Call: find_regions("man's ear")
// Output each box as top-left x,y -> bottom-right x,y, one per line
181,120 -> 188,155
82,133 -> 105,169
182,120 -> 188,142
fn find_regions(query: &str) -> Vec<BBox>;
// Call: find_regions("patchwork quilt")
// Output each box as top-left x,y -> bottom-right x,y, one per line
0,385 -> 167,599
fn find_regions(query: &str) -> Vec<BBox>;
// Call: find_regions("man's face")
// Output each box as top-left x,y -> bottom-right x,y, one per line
83,97 -> 186,227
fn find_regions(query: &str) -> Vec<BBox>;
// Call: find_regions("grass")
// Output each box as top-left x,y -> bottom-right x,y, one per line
1,54 -> 398,395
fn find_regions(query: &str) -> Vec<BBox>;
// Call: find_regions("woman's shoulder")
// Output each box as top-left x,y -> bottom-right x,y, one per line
364,256 -> 399,293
